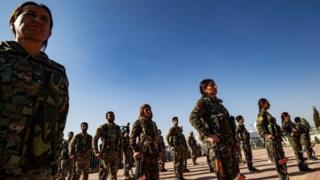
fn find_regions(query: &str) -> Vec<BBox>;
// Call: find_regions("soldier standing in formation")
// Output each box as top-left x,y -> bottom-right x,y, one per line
60,132 -> 75,180
235,116 -> 258,173
281,113 -> 311,171
188,132 -> 199,166
122,129 -> 134,179
0,1 -> 69,179
181,129 -> 190,173
256,98 -> 289,180
130,104 -> 162,180
158,129 -> 168,172
167,117 -> 186,180
295,117 -> 318,160
69,122 -> 93,180
93,111 -> 122,180
189,79 -> 243,180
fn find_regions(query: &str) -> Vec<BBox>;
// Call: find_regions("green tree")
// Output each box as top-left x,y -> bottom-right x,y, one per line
313,106 -> 320,129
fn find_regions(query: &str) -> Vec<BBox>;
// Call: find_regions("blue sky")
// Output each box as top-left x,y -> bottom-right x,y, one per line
1,0 -> 320,140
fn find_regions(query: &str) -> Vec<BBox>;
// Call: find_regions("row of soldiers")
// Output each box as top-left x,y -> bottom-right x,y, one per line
59,80 -> 319,180
58,115 -> 202,180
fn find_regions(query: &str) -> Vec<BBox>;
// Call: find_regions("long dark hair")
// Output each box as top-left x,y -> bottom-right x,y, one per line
199,79 -> 215,96
139,104 -> 153,119
258,98 -> 268,111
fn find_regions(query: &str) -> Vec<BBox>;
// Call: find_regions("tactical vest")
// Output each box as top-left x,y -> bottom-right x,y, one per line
0,41 -> 69,170
74,134 -> 92,154
138,120 -> 159,154
100,123 -> 120,153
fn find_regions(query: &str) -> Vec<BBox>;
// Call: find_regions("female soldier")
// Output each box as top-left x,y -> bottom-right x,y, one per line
189,79 -> 243,180
281,112 -> 311,171
0,1 -> 69,179
256,99 -> 288,180
130,104 -> 162,180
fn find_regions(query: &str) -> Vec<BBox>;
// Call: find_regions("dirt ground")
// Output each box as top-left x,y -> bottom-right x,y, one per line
89,144 -> 320,180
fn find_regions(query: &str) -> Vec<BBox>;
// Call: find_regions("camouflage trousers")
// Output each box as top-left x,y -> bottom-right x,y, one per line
100,153 -> 120,180
172,144 -> 185,177
74,159 -> 91,180
135,153 -> 159,180
266,139 -> 289,180
60,159 -> 74,180
123,150 -> 133,177
207,142 -> 235,180
241,140 -> 253,164
288,137 -> 305,164
190,147 -> 198,165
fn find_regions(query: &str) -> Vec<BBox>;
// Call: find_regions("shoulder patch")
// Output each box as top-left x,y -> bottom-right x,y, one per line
257,116 -> 264,123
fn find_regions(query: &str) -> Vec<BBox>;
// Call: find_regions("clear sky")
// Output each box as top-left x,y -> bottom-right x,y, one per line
1,0 -> 320,140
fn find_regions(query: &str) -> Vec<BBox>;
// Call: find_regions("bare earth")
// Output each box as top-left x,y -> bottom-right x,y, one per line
89,144 -> 320,180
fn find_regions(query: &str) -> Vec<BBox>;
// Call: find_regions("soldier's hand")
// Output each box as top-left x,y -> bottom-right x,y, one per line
133,152 -> 141,159
208,134 -> 220,144
95,153 -> 101,157
69,155 -> 75,159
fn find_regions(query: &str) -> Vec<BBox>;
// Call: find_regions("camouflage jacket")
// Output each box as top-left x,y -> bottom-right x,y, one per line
69,133 -> 92,158
60,139 -> 69,160
92,122 -> 122,156
296,121 -> 311,145
167,126 -> 184,147
130,118 -> 161,155
282,120 -> 299,140
189,96 -> 234,144
0,41 -> 69,170
188,135 -> 197,150
256,110 -> 282,141
236,124 -> 250,142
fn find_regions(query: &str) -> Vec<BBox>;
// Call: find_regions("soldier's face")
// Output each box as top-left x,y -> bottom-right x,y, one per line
205,82 -> 217,96
68,132 -> 74,139
143,107 -> 152,118
263,101 -> 270,110
12,5 -> 51,45
81,124 -> 88,132
173,119 -> 179,126
107,113 -> 115,122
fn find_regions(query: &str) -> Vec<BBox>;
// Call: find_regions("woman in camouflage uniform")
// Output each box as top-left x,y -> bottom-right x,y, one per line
281,112 -> 311,171
256,98 -> 289,180
0,1 -> 69,179
130,104 -> 162,180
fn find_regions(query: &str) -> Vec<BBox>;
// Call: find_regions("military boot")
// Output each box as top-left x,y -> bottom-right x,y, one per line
298,163 -> 312,172
248,162 -> 258,173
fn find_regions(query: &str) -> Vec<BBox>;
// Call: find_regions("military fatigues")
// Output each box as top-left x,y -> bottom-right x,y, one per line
181,135 -> 190,172
190,96 -> 240,180
158,134 -> 167,171
167,126 -> 186,178
257,110 -> 289,180
60,139 -> 74,180
0,41 -> 69,179
236,124 -> 254,170
188,134 -> 199,165
130,118 -> 161,180
69,133 -> 93,180
296,121 -> 315,159
93,122 -> 122,180
282,120 -> 310,170
122,133 -> 134,179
